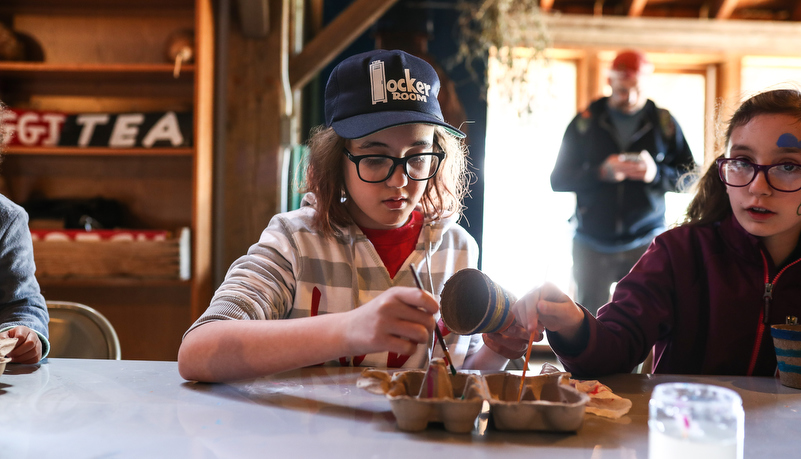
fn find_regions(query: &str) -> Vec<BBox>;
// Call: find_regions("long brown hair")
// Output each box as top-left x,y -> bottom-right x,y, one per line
302,125 -> 471,237
684,88 -> 801,225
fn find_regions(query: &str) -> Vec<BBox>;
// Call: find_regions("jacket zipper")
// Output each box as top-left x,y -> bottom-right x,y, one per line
746,251 -> 801,375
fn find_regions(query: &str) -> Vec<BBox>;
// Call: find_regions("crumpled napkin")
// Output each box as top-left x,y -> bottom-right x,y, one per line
539,362 -> 632,419
0,337 -> 18,357
568,379 -> 633,419
1,337 -> 18,374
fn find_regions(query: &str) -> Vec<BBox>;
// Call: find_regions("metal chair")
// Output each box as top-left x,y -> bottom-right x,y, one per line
47,301 -> 121,360
635,347 -> 655,374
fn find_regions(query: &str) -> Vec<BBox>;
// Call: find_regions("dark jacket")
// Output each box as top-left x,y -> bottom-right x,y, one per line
549,214 -> 801,377
550,97 -> 695,247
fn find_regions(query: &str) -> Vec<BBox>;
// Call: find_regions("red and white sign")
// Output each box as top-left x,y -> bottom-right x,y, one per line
1,108 -> 193,148
2,109 -> 67,146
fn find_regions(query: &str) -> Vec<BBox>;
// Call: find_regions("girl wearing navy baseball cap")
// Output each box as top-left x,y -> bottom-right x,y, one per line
179,50 -> 528,382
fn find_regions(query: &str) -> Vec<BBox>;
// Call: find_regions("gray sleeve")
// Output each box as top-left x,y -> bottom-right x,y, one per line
0,204 -> 50,357
184,215 -> 298,338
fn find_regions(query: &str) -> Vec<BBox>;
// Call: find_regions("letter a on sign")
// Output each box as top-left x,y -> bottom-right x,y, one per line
142,112 -> 184,147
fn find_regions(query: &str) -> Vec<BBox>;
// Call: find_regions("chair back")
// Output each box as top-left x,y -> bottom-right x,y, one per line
47,301 -> 121,360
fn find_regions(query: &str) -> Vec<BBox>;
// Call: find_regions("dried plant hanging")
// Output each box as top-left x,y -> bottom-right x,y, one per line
447,0 -> 552,115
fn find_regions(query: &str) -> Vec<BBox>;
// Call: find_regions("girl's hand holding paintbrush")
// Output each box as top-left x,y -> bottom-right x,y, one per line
344,287 -> 438,357
511,282 -> 585,344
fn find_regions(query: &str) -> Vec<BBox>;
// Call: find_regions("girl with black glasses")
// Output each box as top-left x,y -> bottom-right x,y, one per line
512,88 -> 801,378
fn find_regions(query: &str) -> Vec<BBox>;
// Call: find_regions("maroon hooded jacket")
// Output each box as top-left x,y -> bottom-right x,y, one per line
550,214 -> 801,377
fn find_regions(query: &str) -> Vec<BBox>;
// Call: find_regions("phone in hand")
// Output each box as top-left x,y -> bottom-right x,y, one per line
619,152 -> 642,162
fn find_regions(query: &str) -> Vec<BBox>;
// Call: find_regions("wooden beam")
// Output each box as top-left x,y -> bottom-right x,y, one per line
237,0 -> 270,38
575,52 -> 602,111
219,0 -> 289,269
716,56 -> 741,123
626,0 -> 649,17
537,14 -> 801,55
288,0 -> 399,91
709,0 -> 739,19
704,64 -> 717,165
308,0 -> 324,34
792,0 -> 801,21
192,0 -> 215,320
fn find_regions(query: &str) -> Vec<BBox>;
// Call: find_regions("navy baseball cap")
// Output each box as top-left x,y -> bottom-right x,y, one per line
324,49 -> 465,139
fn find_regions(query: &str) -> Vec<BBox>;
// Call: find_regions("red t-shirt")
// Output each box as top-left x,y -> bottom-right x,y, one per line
359,211 -> 423,279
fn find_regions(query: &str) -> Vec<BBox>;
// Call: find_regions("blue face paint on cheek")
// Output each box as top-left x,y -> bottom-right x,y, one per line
777,133 -> 801,148
798,202 -> 801,216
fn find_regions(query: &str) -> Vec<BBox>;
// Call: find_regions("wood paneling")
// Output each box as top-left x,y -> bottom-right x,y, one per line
0,0 -> 214,360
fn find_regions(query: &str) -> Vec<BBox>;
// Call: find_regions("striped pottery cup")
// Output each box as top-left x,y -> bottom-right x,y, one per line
770,324 -> 801,389
440,268 -> 516,335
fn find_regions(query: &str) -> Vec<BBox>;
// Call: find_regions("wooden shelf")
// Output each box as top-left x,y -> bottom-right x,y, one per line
38,277 -> 191,288
4,146 -> 194,156
0,0 -> 194,15
0,62 -> 194,83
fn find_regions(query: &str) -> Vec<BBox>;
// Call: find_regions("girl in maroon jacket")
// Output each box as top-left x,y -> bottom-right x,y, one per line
514,88 -> 801,377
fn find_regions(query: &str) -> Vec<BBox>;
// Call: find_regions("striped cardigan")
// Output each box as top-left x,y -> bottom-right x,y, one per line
186,195 -> 482,369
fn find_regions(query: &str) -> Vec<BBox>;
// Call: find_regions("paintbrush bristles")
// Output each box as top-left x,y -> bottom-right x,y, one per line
434,326 -> 457,375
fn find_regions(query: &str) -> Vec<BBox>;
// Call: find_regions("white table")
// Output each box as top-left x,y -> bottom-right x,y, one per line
2,358 -> 799,458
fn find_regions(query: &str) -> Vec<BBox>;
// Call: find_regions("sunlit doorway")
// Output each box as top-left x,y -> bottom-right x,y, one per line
482,51 -> 707,307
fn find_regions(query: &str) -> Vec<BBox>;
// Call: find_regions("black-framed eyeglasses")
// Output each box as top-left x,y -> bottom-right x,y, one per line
343,148 -> 445,183
717,157 -> 801,192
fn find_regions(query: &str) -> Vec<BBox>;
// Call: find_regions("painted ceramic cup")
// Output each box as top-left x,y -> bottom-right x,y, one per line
440,268 -> 516,335
770,324 -> 801,389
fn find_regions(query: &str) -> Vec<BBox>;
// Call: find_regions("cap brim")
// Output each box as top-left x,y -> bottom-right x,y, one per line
331,110 -> 466,139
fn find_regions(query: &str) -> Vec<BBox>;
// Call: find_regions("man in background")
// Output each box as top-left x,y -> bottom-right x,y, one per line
550,49 -> 696,315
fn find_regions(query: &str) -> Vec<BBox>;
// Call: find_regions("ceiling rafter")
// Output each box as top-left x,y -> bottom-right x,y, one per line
704,0 -> 739,18
792,0 -> 801,20
288,0 -> 399,91
625,0 -> 649,17
547,0 -> 800,20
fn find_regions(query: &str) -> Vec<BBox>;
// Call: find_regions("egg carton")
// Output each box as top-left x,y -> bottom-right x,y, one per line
358,360 -> 590,433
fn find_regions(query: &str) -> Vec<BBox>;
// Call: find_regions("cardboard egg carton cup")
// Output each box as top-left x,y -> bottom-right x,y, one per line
358,358 -> 590,433
0,337 -> 17,375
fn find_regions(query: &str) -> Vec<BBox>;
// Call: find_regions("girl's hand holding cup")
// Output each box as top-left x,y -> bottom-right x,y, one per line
512,282 -> 585,344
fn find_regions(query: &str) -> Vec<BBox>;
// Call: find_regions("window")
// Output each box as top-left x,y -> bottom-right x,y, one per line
637,72 -> 706,227
741,56 -> 801,98
483,52 -> 707,302
483,56 -> 577,299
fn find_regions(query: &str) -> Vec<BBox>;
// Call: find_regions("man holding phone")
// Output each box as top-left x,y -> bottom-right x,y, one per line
550,49 -> 696,315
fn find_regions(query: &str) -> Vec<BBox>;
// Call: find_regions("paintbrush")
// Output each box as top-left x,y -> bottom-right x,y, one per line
517,288 -> 542,402
410,263 -> 457,376
516,332 -> 537,402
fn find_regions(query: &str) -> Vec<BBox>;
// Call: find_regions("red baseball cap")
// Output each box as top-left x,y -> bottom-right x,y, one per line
611,49 -> 653,75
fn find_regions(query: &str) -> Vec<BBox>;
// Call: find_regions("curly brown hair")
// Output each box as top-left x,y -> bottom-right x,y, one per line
301,125 -> 472,237
684,88 -> 801,226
